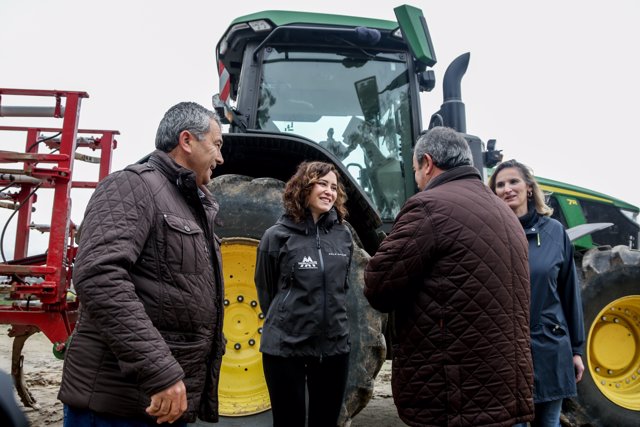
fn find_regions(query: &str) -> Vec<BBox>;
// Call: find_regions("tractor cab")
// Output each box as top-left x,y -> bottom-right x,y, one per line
213,6 -> 492,236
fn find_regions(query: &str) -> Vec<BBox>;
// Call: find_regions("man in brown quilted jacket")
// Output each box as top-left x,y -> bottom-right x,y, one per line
58,102 -> 226,426
364,126 -> 534,427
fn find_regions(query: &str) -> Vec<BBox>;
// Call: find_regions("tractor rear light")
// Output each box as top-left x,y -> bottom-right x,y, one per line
248,20 -> 272,32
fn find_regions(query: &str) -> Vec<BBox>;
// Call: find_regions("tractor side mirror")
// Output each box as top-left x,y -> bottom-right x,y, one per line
418,70 -> 436,92
354,76 -> 381,124
483,139 -> 503,168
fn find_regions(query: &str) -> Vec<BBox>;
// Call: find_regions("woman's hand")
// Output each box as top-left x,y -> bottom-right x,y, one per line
573,354 -> 585,383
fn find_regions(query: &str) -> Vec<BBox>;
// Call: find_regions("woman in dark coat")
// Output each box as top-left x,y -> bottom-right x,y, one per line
254,161 -> 353,427
489,159 -> 586,427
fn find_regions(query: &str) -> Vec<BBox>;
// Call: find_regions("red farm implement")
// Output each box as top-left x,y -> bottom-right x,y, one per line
0,88 -> 118,407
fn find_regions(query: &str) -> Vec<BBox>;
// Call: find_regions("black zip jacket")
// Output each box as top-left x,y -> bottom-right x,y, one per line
254,209 -> 353,357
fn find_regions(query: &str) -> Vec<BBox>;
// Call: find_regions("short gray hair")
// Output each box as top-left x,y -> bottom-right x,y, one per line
155,102 -> 222,152
414,126 -> 473,170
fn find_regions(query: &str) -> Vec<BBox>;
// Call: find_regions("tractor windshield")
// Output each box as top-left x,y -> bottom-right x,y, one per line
257,49 -> 413,220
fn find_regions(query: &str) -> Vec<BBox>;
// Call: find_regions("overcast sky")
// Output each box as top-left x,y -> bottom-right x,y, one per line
1,0 -> 639,254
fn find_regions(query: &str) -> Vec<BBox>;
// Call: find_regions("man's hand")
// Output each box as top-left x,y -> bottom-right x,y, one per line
146,380 -> 187,424
573,354 -> 585,383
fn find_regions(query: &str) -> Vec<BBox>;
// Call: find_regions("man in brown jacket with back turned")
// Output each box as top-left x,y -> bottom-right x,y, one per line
58,102 -> 225,425
364,126 -> 534,427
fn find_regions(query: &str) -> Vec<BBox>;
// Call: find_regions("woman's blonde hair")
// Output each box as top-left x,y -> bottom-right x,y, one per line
488,159 -> 553,217
283,161 -> 348,223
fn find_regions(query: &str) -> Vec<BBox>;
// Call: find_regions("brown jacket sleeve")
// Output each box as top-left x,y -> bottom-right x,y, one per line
364,194 -> 436,312
73,170 -> 184,395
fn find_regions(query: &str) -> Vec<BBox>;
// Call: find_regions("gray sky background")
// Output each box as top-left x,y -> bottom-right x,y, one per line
1,0 -> 639,254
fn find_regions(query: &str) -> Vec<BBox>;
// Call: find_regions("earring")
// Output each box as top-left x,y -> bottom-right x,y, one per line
527,191 -> 532,198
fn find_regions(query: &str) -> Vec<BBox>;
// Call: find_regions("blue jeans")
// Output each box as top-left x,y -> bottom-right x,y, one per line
63,405 -> 187,427
513,398 -> 562,427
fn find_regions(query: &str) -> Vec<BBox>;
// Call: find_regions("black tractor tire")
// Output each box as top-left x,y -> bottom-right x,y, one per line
206,175 -> 387,427
339,222 -> 388,426
562,245 -> 640,427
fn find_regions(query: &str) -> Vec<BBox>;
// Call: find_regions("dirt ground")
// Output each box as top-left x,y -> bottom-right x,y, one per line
0,331 -> 405,427
0,330 -> 64,426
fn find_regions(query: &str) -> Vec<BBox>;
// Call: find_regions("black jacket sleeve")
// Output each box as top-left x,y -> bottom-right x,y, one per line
254,229 -> 280,314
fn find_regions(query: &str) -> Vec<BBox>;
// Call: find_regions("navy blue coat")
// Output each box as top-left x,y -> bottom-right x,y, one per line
525,213 -> 585,402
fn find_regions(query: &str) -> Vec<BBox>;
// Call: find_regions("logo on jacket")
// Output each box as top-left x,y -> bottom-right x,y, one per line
298,256 -> 318,269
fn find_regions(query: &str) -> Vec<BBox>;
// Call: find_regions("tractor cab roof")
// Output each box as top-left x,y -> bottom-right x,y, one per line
216,8 -> 434,101
228,10 -> 398,31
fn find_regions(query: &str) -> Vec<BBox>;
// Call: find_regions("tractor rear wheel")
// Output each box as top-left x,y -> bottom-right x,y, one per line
207,175 -> 386,426
564,245 -> 640,426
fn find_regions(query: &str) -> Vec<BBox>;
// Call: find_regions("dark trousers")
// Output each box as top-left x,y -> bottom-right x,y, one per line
63,405 -> 187,427
262,353 -> 350,427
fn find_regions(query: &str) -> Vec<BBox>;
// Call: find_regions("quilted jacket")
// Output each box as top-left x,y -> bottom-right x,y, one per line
58,150 -> 225,423
364,166 -> 534,427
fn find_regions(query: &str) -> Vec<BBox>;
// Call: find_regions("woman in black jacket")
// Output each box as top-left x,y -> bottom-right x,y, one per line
255,161 -> 353,427
489,159 -> 586,427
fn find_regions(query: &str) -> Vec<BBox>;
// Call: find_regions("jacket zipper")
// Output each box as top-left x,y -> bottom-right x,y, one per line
280,266 -> 295,309
317,225 -> 326,363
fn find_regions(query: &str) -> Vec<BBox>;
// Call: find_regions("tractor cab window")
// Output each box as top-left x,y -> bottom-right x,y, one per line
258,48 -> 413,220
580,200 -> 640,249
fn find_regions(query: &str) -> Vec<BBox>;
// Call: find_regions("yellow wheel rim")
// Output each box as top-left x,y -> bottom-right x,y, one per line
587,295 -> 640,410
218,238 -> 270,416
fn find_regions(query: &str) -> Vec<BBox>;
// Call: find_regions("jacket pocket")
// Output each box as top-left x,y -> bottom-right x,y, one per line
164,333 -> 211,392
539,314 -> 568,337
163,214 -> 207,274
545,323 -> 567,336
278,267 -> 295,311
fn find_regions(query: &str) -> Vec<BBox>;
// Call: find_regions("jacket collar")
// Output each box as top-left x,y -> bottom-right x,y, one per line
518,201 -> 538,229
424,165 -> 482,192
523,214 -> 548,236
278,209 -> 339,234
146,150 -> 218,211
147,150 -> 197,191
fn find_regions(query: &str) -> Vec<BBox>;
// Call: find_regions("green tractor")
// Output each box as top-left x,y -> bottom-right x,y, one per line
205,4 -> 640,426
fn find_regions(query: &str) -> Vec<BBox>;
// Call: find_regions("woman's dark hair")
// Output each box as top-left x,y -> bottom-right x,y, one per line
283,161 -> 348,223
488,159 -> 553,216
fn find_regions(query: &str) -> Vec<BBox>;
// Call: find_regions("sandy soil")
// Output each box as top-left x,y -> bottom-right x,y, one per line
350,365 -> 405,427
0,331 -> 405,427
0,330 -> 64,426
